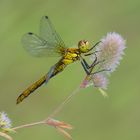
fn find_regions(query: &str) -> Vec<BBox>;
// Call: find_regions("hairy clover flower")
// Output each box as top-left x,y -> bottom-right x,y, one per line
81,32 -> 126,90
0,112 -> 12,131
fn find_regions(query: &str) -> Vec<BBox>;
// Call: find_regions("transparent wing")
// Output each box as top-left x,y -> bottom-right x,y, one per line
22,16 -> 66,57
22,33 -> 63,57
39,16 -> 67,54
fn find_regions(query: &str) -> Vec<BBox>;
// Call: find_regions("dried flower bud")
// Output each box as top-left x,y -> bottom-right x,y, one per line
47,118 -> 72,130
46,118 -> 73,140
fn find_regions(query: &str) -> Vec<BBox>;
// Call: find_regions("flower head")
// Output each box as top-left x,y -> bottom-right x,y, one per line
81,32 -> 126,90
0,112 -> 12,131
94,32 -> 126,73
92,73 -> 108,89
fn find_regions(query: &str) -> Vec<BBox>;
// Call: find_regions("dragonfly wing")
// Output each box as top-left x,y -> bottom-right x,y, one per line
22,32 -> 62,57
39,16 -> 67,55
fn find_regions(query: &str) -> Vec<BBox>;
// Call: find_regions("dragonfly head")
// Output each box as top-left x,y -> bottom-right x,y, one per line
78,40 -> 90,53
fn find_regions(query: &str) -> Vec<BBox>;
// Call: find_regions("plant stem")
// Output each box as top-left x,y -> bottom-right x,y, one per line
12,86 -> 80,131
48,86 -> 80,118
12,120 -> 45,131
0,131 -> 13,140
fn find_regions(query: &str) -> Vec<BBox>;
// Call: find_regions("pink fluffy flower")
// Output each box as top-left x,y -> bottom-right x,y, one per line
95,32 -> 126,73
81,32 -> 126,89
92,73 -> 108,89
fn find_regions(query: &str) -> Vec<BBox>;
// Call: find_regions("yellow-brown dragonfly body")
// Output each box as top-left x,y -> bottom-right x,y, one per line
17,16 -> 96,104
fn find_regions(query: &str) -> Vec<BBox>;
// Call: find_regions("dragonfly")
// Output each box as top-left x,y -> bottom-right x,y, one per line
16,16 -> 100,104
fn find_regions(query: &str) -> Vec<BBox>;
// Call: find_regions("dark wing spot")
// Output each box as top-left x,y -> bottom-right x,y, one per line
28,32 -> 33,35
45,16 -> 48,19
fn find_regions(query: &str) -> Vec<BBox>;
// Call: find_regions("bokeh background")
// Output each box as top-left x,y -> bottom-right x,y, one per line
0,0 -> 140,139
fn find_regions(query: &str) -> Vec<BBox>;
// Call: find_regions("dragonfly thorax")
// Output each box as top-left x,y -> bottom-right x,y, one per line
78,40 -> 90,53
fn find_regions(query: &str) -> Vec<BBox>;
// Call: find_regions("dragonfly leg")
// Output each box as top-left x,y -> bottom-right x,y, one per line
81,54 -> 106,75
84,50 -> 101,56
81,53 -> 98,69
81,61 -> 90,75
91,69 -> 111,75
80,53 -> 98,75
91,59 -> 106,68
87,41 -> 101,52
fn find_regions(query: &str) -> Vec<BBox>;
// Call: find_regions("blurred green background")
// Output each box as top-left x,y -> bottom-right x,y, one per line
0,0 -> 140,139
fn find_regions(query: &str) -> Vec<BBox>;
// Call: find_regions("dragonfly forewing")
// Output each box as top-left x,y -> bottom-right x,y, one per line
39,16 -> 67,55
22,16 -> 67,57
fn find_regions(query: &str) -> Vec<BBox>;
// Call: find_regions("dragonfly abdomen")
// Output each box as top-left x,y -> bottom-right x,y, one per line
17,75 -> 46,104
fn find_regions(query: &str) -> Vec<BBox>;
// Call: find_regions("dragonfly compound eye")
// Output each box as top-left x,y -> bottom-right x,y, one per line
78,40 -> 90,53
78,40 -> 85,47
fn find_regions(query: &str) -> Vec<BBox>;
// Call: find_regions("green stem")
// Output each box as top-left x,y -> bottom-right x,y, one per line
12,120 -> 45,131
